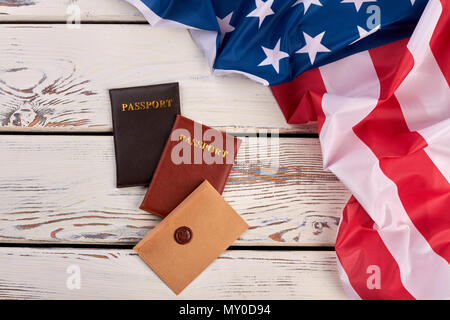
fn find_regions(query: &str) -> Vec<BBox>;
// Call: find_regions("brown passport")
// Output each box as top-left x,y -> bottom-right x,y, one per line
140,115 -> 241,217
109,83 -> 180,188
134,180 -> 249,295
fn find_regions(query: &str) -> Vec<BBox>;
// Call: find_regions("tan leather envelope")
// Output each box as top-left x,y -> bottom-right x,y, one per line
134,180 -> 249,295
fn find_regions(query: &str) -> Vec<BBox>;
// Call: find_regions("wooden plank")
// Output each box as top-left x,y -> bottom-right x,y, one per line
0,247 -> 347,299
0,135 -> 348,246
0,0 -> 146,22
0,24 -> 316,134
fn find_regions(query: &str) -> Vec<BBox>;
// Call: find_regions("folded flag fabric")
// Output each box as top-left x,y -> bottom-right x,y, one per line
125,0 -> 450,299
126,0 -> 427,86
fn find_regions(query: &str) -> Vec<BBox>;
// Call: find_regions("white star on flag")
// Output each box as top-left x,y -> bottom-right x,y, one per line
292,0 -> 323,14
296,31 -> 331,64
247,0 -> 275,28
341,0 -> 377,12
217,13 -> 235,44
350,24 -> 380,45
258,39 -> 289,73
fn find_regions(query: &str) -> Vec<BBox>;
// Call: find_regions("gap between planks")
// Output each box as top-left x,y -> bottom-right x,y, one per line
0,1 -> 348,300
0,23 -> 317,134
0,0 -> 345,299
0,135 -> 349,246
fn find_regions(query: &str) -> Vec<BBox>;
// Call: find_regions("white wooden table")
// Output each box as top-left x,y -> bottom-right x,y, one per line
0,0 -> 349,299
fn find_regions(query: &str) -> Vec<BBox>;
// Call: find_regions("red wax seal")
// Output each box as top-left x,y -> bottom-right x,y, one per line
174,226 -> 192,245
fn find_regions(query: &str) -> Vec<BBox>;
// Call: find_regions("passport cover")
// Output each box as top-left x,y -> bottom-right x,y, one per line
109,83 -> 180,187
140,115 -> 241,217
134,180 -> 249,295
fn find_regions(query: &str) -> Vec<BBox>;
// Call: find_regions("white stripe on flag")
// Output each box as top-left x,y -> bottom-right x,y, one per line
190,29 -> 218,69
395,0 -> 450,181
318,50 -> 380,172
318,51 -> 450,299
421,131 -> 450,183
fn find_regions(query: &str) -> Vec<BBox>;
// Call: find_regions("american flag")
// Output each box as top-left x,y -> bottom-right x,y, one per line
125,0 -> 450,299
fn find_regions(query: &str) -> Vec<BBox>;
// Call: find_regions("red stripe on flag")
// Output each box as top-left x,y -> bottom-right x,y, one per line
380,149 -> 450,261
353,42 -> 450,262
336,197 -> 415,300
431,0 -> 450,85
270,68 -> 327,132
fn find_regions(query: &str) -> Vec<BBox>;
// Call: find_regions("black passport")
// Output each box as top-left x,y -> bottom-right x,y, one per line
109,83 -> 181,188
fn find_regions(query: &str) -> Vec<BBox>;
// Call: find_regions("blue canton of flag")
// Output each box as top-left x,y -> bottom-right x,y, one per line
127,0 -> 428,85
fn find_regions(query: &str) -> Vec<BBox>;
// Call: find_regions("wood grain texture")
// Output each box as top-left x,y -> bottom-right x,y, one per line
0,0 -> 146,22
0,24 -> 316,134
0,247 -> 347,299
0,135 -> 349,246
0,0 -> 345,301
